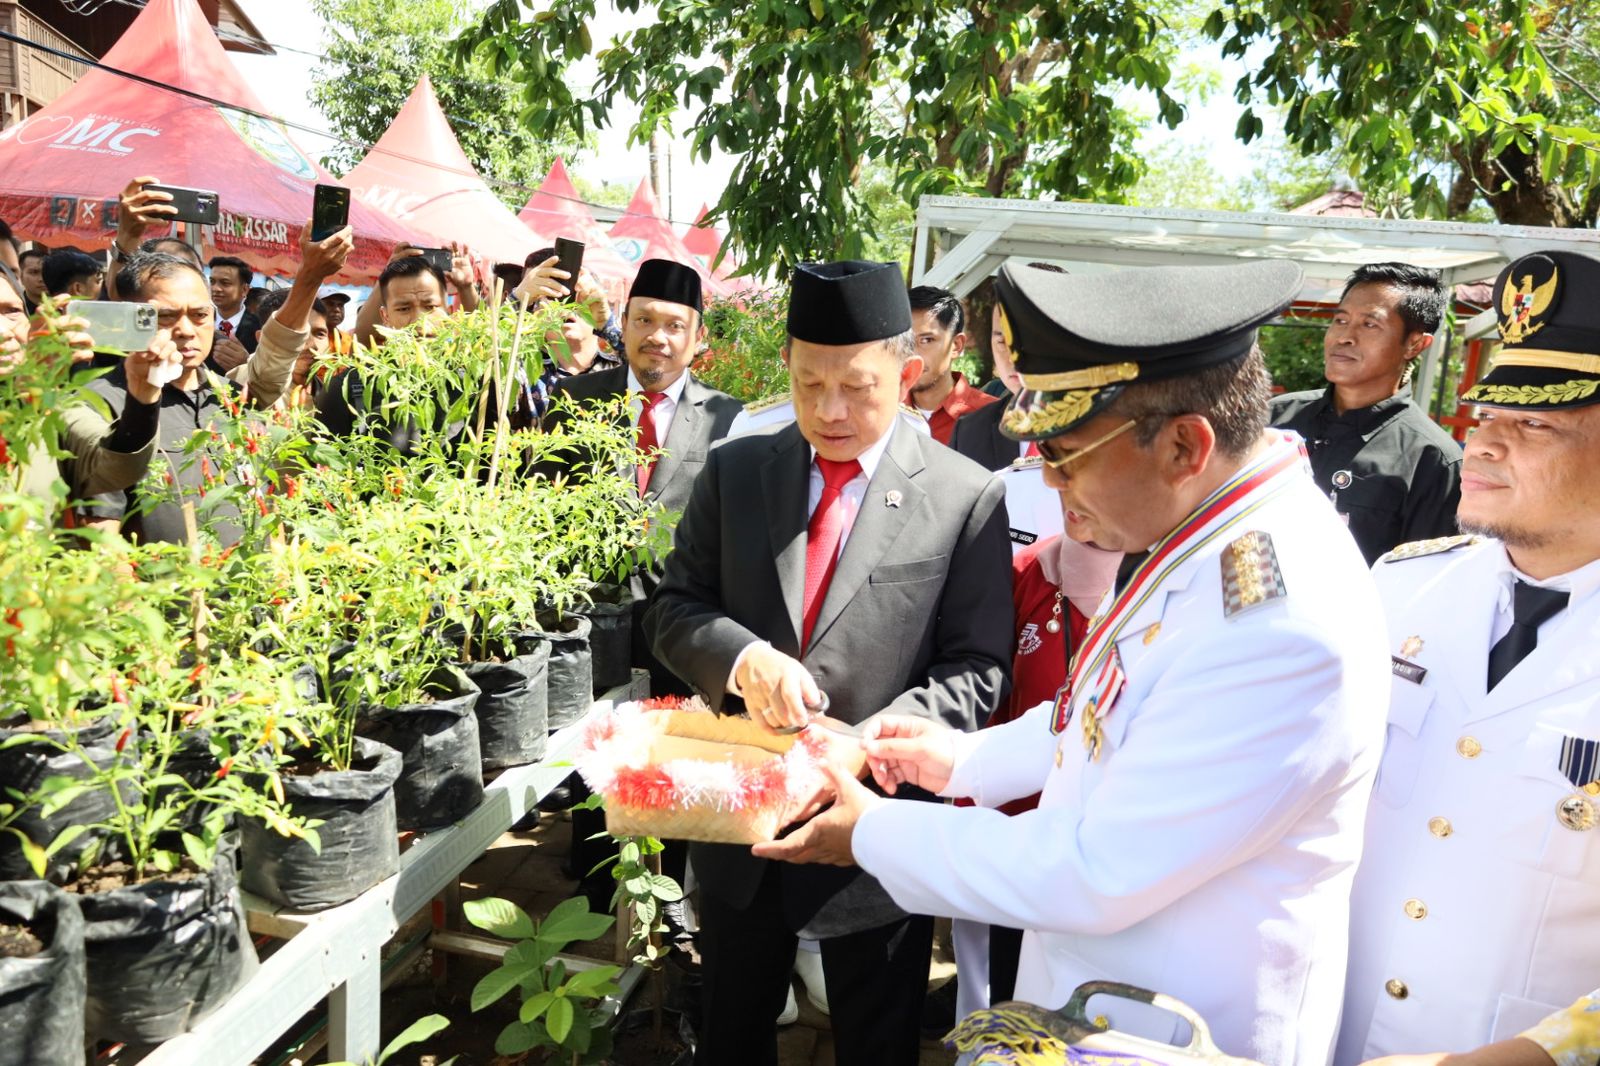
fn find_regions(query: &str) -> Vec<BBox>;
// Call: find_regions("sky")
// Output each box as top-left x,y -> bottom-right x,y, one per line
228,0 -> 1256,234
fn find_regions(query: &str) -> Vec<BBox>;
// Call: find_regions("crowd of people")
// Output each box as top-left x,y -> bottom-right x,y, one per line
4,170 -> 1598,1066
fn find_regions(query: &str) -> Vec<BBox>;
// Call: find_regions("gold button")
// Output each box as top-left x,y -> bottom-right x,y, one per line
1092,1014 -> 1109,1029
1385,978 -> 1409,1000
1456,736 -> 1482,759
1428,816 -> 1452,838
1403,898 -> 1427,920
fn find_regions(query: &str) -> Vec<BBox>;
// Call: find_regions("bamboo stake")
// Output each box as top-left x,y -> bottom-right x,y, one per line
486,293 -> 530,492
469,277 -> 507,476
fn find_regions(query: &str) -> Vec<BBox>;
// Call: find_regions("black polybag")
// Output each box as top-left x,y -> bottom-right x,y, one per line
0,880 -> 86,1066
532,612 -> 592,731
240,736 -> 402,911
80,832 -> 256,1044
462,636 -> 550,770
576,589 -> 632,693
358,669 -> 484,831
0,715 -> 120,882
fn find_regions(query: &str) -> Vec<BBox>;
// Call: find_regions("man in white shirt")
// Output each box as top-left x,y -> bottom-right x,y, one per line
1338,249 -> 1600,1064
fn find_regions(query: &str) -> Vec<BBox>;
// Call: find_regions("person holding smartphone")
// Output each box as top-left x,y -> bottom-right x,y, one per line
0,266 -> 180,508
81,221 -> 353,544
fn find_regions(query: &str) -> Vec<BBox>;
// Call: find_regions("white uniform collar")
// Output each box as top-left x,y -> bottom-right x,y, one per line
1497,545 -> 1600,613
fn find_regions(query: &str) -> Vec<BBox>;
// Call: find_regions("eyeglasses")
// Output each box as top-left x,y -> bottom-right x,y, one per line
1038,418 -> 1137,471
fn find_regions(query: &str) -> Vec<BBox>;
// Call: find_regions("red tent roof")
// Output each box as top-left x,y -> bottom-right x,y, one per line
0,0 -> 418,283
609,180 -> 734,299
343,75 -> 543,268
681,202 -> 741,281
516,158 -> 635,287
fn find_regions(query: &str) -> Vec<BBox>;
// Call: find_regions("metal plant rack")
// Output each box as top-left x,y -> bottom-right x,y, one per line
137,674 -> 650,1066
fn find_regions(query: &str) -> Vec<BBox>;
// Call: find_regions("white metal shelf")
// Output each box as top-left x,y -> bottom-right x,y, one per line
136,673 -> 648,1066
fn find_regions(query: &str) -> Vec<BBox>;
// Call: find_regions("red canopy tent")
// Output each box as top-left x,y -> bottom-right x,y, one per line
609,180 -> 734,300
343,75 -> 543,269
0,0 -> 418,283
516,158 -> 635,290
681,203 -> 741,281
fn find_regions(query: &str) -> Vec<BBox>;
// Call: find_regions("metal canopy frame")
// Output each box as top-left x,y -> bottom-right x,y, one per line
911,195 -> 1600,407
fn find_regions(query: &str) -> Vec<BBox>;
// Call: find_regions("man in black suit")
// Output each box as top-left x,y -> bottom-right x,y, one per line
543,259 -> 742,918
645,260 -> 1013,1066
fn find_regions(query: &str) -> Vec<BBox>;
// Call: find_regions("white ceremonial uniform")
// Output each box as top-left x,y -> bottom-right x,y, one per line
853,434 -> 1391,1066
1336,538 -> 1600,1064
996,456 -> 1065,556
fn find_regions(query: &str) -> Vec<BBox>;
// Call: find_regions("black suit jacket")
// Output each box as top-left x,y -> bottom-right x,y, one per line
644,422 -> 1014,937
948,398 -> 1016,472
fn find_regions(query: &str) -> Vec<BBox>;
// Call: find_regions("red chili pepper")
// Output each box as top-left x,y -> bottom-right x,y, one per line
324,500 -> 336,513
255,496 -> 269,517
187,662 -> 205,684
214,758 -> 233,780
285,477 -> 299,499
114,727 -> 132,753
163,470 -> 175,486
245,437 -> 260,455
0,434 -> 9,466
181,707 -> 203,726
110,675 -> 128,704
201,457 -> 213,481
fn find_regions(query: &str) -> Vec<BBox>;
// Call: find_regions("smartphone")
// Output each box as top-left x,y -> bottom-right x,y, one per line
553,237 -> 585,296
145,184 -> 220,226
310,183 -> 350,242
74,301 -> 159,353
415,247 -> 453,277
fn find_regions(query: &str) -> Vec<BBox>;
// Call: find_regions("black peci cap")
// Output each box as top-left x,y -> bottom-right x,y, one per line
787,261 -> 912,345
1462,250 -> 1600,411
996,259 -> 1304,441
629,258 -> 703,313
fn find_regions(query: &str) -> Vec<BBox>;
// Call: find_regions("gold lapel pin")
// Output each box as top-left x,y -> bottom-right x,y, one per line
1400,635 -> 1424,658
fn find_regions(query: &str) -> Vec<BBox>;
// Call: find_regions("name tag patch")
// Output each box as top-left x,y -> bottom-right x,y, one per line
1391,656 -> 1427,685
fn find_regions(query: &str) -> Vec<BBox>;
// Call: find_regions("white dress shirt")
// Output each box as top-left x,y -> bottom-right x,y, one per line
626,367 -> 689,449
1491,549 -> 1600,647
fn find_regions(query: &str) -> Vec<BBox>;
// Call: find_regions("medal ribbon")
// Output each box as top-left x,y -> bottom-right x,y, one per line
1050,433 -> 1309,735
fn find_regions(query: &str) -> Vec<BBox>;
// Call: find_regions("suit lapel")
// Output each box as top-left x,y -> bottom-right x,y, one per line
807,426 -> 926,651
646,376 -> 701,502
762,425 -> 812,650
988,407 -> 1012,470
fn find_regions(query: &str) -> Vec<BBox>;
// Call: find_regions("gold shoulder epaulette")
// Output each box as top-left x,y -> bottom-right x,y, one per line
1221,530 -> 1287,618
743,391 -> 791,415
1380,534 -> 1482,564
1008,454 -> 1045,472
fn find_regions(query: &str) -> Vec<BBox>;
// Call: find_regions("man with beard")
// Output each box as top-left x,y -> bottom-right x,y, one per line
1337,249 -> 1600,1064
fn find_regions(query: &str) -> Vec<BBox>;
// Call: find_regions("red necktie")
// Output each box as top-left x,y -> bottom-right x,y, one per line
635,391 -> 667,495
801,457 -> 862,650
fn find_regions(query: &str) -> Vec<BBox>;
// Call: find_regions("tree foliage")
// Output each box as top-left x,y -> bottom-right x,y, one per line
457,0 -> 1191,271
311,0 -> 587,208
1208,0 -> 1600,226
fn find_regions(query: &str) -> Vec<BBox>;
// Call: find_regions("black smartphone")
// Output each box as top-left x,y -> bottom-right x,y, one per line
311,183 -> 350,241
554,237 -> 584,296
146,184 -> 220,226
415,247 -> 453,277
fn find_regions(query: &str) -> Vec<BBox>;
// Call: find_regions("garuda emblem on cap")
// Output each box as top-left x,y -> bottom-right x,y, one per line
1499,257 -> 1560,345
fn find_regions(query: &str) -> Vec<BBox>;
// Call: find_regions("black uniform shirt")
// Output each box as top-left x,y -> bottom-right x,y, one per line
1271,386 -> 1463,565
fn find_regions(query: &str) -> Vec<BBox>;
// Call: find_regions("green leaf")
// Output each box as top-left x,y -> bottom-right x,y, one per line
648,873 -> 684,901
518,989 -> 557,1023
494,1020 -> 541,1056
563,965 -> 622,999
463,896 -> 536,940
546,995 -> 575,1044
375,1014 -> 450,1064
471,963 -> 524,1011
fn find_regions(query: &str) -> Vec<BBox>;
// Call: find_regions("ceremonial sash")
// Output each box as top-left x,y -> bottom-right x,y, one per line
1049,433 -> 1309,752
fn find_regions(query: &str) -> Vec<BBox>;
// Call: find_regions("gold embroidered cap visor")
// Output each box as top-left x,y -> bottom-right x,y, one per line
994,258 -> 1304,442
1463,250 -> 1600,412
